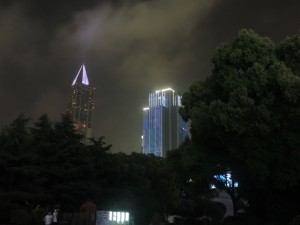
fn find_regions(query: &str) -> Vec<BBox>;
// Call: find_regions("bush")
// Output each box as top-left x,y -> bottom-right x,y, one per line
10,208 -> 32,225
32,207 -> 48,225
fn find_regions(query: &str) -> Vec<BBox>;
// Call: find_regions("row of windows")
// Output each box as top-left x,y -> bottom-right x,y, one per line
108,211 -> 130,222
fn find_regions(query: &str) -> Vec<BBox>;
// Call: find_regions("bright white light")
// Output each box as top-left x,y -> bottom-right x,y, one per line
210,184 -> 216,189
71,64 -> 89,86
187,178 -> 193,183
143,107 -> 149,111
82,64 -> 89,85
121,212 -> 125,223
162,88 -> 175,92
106,211 -> 130,223
72,65 -> 82,86
117,212 -> 120,223
155,88 -> 175,93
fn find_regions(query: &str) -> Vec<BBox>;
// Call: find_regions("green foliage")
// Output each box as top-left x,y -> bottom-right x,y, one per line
0,114 -> 31,155
276,34 -> 300,76
54,114 -> 83,147
179,29 -> 300,223
0,113 -> 178,225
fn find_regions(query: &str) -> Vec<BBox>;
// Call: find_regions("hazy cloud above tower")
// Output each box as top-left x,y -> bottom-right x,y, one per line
51,0 -> 217,87
0,0 -> 299,153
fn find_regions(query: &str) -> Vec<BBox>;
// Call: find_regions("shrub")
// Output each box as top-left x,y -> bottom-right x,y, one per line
10,208 -> 32,225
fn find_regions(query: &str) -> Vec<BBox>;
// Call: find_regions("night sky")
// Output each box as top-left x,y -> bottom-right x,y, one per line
0,0 -> 299,154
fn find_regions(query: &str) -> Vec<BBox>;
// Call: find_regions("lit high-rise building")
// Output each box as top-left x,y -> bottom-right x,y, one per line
66,64 -> 95,144
142,88 -> 189,157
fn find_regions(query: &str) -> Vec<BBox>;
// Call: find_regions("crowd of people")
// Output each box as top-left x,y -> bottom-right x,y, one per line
44,209 -> 59,225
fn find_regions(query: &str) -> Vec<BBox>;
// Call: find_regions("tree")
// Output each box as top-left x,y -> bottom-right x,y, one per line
53,114 -> 83,148
95,152 -> 178,225
179,29 -> 300,224
0,114 -> 181,225
0,114 -> 31,154
276,34 -> 300,76
0,114 -> 50,206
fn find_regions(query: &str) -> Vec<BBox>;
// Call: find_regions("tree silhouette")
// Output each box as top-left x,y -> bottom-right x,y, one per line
179,29 -> 300,224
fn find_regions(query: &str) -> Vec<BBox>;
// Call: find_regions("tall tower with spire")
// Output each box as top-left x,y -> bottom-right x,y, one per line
66,64 -> 95,144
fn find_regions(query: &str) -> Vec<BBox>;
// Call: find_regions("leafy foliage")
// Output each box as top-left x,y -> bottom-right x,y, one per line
0,114 -> 177,225
179,29 -> 300,224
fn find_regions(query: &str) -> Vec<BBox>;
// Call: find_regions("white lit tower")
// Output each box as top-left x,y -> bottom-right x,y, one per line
142,88 -> 189,157
66,64 -> 95,144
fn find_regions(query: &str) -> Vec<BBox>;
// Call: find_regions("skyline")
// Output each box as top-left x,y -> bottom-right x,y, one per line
0,0 -> 300,154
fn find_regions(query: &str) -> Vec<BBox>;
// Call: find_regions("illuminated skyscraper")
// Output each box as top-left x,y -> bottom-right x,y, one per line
66,64 -> 95,144
142,88 -> 189,157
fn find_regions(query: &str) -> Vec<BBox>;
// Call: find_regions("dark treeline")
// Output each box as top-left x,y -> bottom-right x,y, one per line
0,114 -> 179,225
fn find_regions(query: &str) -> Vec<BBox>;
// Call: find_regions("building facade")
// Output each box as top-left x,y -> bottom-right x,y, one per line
142,88 -> 189,157
66,64 -> 95,144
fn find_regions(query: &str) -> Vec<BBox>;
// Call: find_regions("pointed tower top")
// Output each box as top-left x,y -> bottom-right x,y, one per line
72,64 -> 90,86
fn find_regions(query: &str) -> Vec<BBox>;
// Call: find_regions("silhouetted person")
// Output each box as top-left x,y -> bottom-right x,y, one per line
44,212 -> 53,225
53,209 -> 58,225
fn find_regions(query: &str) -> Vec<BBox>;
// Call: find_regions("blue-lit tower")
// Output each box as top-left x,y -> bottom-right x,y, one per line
66,64 -> 95,144
142,88 -> 189,157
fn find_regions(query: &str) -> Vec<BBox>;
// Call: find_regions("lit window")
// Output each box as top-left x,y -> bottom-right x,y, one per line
121,212 -> 125,223
117,212 -> 120,223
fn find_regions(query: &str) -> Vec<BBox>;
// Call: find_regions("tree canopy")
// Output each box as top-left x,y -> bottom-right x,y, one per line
0,114 -> 178,225
179,29 -> 300,224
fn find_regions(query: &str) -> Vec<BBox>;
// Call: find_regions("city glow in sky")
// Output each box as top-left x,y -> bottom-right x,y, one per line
0,0 -> 299,153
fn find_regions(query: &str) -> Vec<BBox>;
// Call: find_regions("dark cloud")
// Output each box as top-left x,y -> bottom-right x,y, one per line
0,0 -> 299,153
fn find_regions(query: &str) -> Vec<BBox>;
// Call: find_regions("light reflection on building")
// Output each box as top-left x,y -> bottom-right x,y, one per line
142,88 -> 189,157
66,64 -> 95,144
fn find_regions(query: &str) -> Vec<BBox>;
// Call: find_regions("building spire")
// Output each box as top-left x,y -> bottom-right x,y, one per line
72,63 -> 90,86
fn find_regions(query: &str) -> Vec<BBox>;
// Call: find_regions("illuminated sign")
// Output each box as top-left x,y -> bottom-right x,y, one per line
211,171 -> 238,189
96,211 -> 130,225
